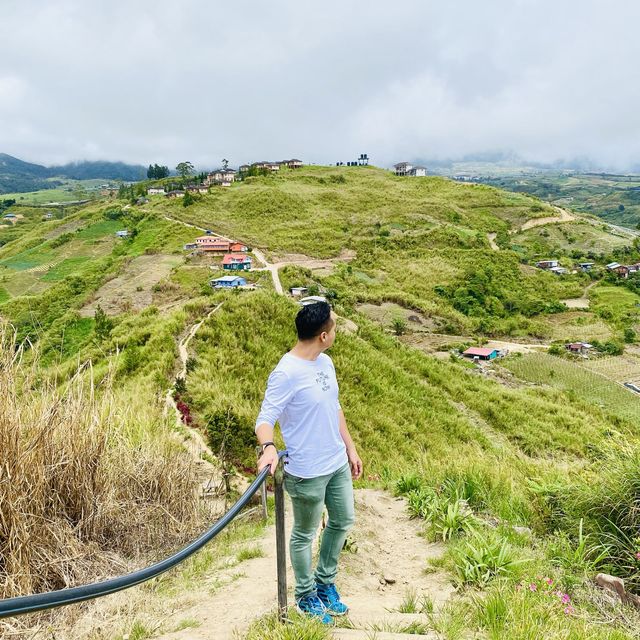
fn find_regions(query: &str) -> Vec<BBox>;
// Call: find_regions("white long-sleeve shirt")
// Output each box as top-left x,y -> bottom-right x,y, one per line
255,352 -> 347,478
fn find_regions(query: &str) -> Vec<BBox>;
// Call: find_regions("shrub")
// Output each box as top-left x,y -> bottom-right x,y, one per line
452,532 -> 526,587
205,407 -> 256,468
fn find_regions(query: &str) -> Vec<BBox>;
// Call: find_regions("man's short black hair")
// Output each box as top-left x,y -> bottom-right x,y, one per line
295,301 -> 333,340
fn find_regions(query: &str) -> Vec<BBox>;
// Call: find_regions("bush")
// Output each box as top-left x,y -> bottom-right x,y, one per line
205,407 -> 256,468
452,532 -> 526,587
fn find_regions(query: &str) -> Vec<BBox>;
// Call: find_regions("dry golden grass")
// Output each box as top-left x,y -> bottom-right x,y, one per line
0,324 -> 200,607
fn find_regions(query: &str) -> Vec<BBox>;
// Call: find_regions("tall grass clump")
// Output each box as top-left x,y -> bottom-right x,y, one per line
555,439 -> 640,590
0,326 -> 200,600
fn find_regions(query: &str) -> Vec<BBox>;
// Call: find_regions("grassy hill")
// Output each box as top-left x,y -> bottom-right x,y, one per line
2,166 -> 640,638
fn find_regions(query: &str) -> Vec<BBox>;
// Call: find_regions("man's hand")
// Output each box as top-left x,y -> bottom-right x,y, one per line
258,446 -> 279,475
347,448 -> 363,480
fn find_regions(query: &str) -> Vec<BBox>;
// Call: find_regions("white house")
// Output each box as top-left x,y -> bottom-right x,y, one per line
394,162 -> 413,176
147,187 -> 166,195
409,166 -> 427,177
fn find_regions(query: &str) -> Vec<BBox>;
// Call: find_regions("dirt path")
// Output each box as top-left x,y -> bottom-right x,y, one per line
164,304 -> 223,481
484,339 -> 550,354
518,206 -> 575,232
487,232 -> 499,251
152,489 -> 453,640
560,281 -> 597,310
251,248 -> 283,294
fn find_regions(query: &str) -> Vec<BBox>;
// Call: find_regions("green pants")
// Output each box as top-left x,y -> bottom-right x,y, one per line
284,462 -> 355,599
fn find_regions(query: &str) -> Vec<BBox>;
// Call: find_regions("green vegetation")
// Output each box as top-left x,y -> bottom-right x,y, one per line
477,171 -> 640,227
3,165 -> 640,638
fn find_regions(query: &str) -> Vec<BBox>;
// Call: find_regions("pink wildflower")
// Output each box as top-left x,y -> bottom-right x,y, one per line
529,583 -> 538,592
561,593 -> 571,604
564,605 -> 575,615
635,551 -> 640,560
545,577 -> 553,586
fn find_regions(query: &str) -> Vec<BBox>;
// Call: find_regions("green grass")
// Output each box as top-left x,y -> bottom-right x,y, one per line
502,352 -> 640,424
40,256 -> 92,281
0,286 -> 9,304
591,285 -> 640,326
75,218 -> 122,240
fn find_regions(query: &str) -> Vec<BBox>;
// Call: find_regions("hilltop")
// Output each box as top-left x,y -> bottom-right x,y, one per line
2,166 -> 640,639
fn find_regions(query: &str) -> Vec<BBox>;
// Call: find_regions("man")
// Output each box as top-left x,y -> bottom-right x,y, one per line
255,300 -> 363,625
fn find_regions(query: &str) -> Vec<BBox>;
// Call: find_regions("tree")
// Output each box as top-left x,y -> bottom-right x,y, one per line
147,164 -> 169,179
176,161 -> 194,179
222,158 -> 229,170
94,305 -> 113,340
182,191 -> 195,207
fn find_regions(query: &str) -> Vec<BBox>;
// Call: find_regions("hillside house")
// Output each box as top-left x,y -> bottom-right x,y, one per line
291,286 -> 309,297
566,342 -> 593,355
578,262 -> 595,271
239,164 -> 250,173
3,213 -> 16,219
299,295 -> 328,306
252,161 -> 281,172
230,242 -> 248,252
210,275 -> 247,289
186,185 -> 209,194
409,166 -> 427,177
606,262 -> 621,271
115,230 -> 129,238
536,260 -> 559,270
183,242 -> 198,250
206,169 -> 236,186
222,253 -> 252,271
284,159 -> 303,169
549,266 -> 568,275
394,162 -> 413,176
462,347 -> 499,361
44,212 -> 54,220
195,236 -> 231,252
147,187 -> 166,195
166,190 -> 185,198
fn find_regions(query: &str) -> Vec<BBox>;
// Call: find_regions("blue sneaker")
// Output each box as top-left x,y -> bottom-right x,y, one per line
296,593 -> 333,625
316,583 -> 349,616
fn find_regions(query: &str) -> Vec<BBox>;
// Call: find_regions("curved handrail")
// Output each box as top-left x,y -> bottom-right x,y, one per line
0,452 -> 286,619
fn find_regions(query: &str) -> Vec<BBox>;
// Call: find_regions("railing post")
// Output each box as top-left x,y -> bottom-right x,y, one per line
274,457 -> 288,622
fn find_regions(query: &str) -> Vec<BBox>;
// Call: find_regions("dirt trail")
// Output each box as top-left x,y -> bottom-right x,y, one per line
518,206 -> 575,232
152,489 -> 453,640
561,281 -> 597,310
487,232 -> 499,251
164,304 -> 224,483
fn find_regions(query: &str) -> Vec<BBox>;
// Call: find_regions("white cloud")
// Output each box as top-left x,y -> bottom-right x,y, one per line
0,0 -> 638,170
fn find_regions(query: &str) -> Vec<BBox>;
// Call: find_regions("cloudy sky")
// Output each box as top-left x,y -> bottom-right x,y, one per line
1,0 -> 639,171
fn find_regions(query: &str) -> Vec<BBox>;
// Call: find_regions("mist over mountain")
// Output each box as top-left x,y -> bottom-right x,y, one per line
0,153 -> 146,194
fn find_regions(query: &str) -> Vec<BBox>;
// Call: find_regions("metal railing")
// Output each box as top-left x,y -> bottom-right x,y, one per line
0,451 -> 288,623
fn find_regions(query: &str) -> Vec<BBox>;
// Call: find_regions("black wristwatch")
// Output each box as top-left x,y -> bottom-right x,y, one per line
261,441 -> 276,453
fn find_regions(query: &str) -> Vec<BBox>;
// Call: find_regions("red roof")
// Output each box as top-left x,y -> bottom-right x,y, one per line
222,253 -> 251,264
463,347 -> 496,357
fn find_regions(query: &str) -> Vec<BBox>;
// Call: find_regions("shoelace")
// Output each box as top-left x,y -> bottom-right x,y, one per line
302,594 -> 326,613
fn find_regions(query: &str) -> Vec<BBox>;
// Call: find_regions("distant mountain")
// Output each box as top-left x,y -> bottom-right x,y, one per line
49,160 -> 146,181
0,153 -> 146,194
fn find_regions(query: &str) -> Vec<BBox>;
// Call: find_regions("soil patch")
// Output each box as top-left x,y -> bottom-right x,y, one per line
357,302 -> 440,332
80,254 -> 182,317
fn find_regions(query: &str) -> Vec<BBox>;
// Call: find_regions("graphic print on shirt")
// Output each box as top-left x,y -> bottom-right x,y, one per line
316,370 -> 330,391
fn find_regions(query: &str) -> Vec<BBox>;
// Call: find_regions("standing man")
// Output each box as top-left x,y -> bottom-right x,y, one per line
256,300 -> 363,625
